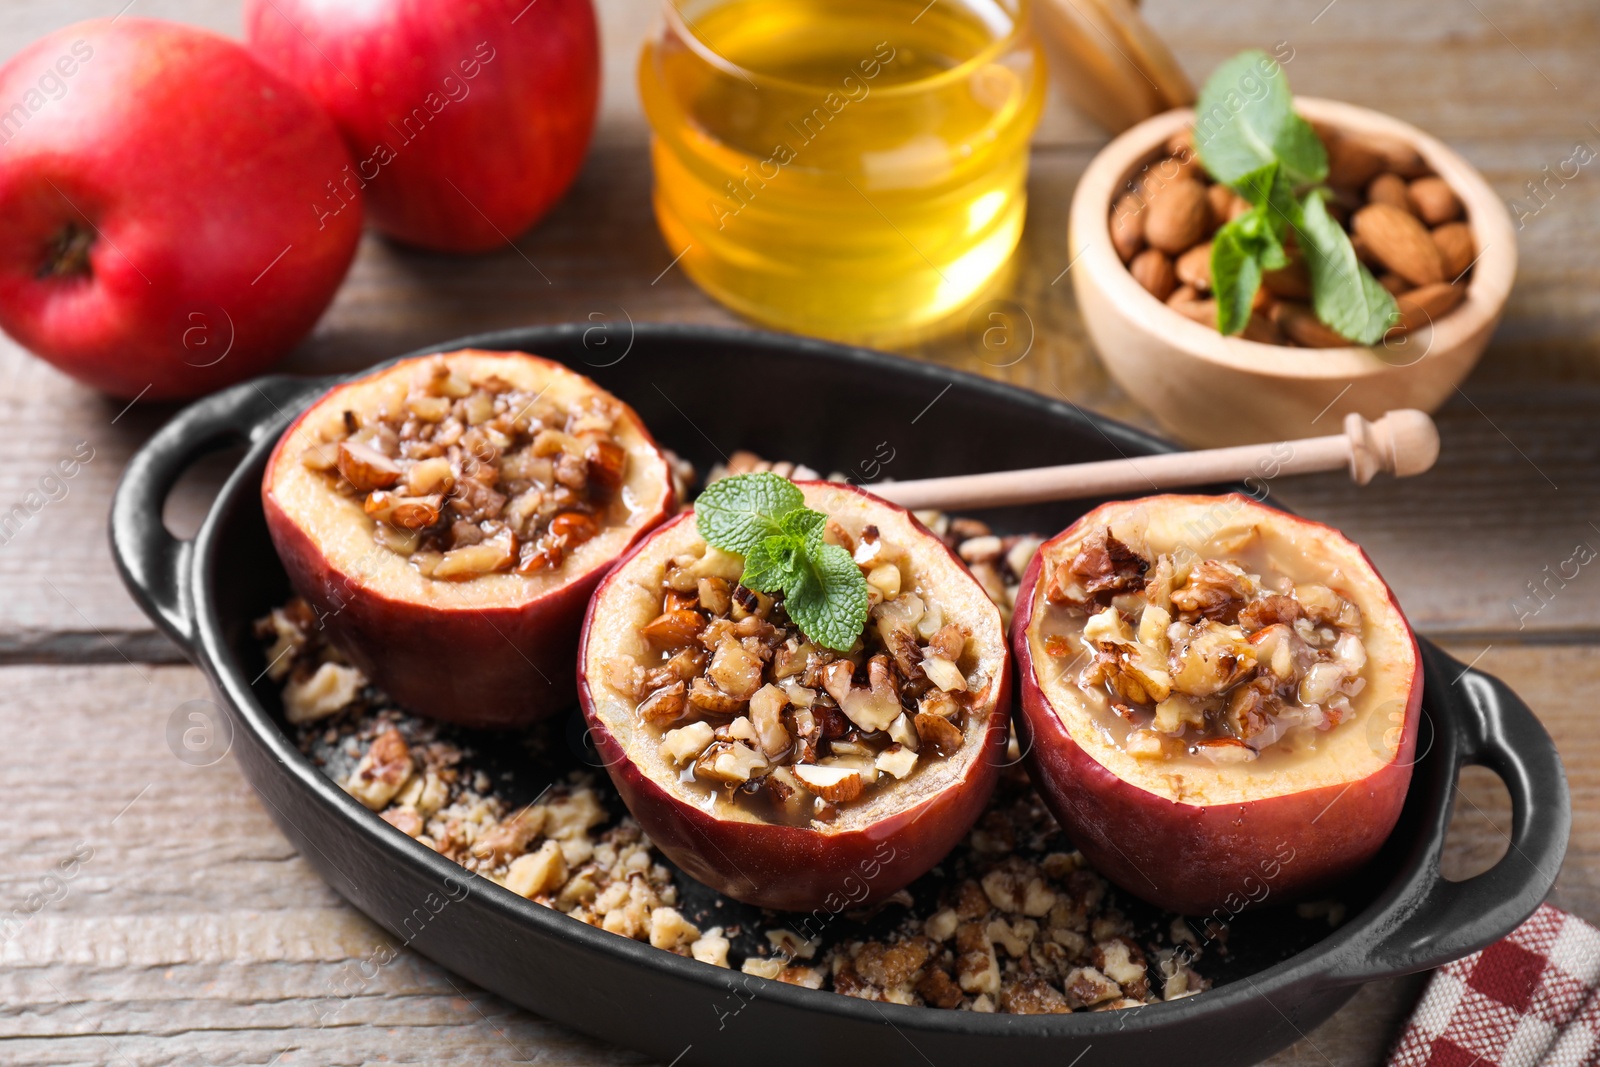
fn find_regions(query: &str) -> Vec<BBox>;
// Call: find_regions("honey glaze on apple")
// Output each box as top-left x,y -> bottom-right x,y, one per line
1037,522 -> 1370,769
603,523 -> 986,826
297,355 -> 630,581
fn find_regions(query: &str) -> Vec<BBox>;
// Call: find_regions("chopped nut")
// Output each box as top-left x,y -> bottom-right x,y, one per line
648,906 -> 701,950
283,661 -> 365,724
642,610 -> 707,649
661,723 -> 715,772
505,840 -> 568,898
1063,966 -> 1123,1009
337,440 -> 401,491
914,712 -> 964,758
345,727 -> 414,810
793,763 -> 865,802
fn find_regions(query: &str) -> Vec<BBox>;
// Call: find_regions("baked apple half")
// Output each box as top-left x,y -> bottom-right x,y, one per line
1013,493 -> 1422,916
263,349 -> 673,728
579,480 -> 1012,911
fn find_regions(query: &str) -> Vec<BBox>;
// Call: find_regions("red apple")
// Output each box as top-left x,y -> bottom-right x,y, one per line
0,18 -> 362,400
1012,494 -> 1422,916
244,0 -> 599,253
579,482 -> 1013,911
263,349 -> 674,729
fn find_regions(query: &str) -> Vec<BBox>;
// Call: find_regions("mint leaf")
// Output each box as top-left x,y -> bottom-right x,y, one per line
692,473 -> 870,653
1210,219 -> 1263,336
695,472 -> 803,556
1230,161 -> 1298,253
1209,202 -> 1290,335
1194,50 -> 1326,188
1295,192 -> 1399,345
1275,116 -> 1330,186
784,540 -> 869,652
741,534 -> 803,593
777,507 -> 826,541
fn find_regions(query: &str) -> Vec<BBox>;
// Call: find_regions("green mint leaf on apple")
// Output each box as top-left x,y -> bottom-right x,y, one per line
782,538 -> 870,653
739,535 -> 803,594
694,473 -> 869,652
777,507 -> 826,541
694,471 -> 803,556
1194,50 -> 1327,187
1295,192 -> 1399,345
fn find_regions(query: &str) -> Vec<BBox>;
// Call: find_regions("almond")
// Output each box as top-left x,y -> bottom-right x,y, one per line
1407,177 -> 1462,226
1366,172 -> 1412,213
1375,136 -> 1431,179
1143,178 -> 1211,254
1166,290 -> 1216,326
1239,311 -> 1284,345
1351,233 -> 1382,269
1271,302 -> 1355,348
793,764 -> 865,803
642,609 -> 707,649
1164,128 -> 1195,158
337,440 -> 402,492
1262,254 -> 1312,300
1432,222 -> 1476,280
1378,272 -> 1411,296
1129,248 -> 1177,300
1325,132 -> 1387,190
1109,193 -> 1145,263
1394,282 -> 1465,333
1175,243 -> 1212,291
1203,184 -> 1237,225
1352,203 -> 1444,286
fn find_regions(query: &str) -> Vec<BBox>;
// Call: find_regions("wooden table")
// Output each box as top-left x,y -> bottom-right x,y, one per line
4,1 -> 1596,1063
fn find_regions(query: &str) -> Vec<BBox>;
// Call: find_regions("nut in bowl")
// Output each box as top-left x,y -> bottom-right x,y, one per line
1070,76 -> 1515,446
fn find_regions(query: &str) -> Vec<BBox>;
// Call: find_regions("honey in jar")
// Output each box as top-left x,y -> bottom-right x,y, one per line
639,0 -> 1045,345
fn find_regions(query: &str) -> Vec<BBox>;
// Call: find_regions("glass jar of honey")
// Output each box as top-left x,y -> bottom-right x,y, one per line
639,0 -> 1045,346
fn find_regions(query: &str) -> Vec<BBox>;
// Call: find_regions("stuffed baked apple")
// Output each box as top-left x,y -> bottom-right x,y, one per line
579,475 -> 1011,911
1013,494 -> 1421,915
263,349 -> 673,728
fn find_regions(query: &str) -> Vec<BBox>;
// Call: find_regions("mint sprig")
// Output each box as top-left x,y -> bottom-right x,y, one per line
1193,50 -> 1398,345
694,473 -> 869,652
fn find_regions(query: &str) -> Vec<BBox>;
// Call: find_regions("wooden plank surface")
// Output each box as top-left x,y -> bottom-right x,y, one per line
1,0 -> 1597,1064
0,643 -> 1588,1065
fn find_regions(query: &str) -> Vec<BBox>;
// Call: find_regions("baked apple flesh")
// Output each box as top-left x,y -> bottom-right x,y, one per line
263,349 -> 673,728
580,482 -> 1012,911
1015,493 -> 1421,916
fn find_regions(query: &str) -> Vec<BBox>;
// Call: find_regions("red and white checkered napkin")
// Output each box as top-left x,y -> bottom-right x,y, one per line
1388,904 -> 1600,1067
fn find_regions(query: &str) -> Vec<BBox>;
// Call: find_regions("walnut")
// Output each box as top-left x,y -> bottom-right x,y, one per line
345,727 -> 414,810
1000,977 -> 1071,1014
1063,965 -> 1123,1009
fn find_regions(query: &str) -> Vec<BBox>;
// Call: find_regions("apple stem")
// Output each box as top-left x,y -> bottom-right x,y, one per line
38,220 -> 95,280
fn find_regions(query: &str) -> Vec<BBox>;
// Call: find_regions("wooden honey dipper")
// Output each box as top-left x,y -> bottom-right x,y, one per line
873,410 -> 1440,512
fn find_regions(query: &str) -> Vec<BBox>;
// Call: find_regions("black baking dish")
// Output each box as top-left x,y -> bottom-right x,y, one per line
110,324 -> 1569,1067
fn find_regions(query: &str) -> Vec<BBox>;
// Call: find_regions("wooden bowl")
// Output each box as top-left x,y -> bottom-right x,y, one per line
1067,97 -> 1517,447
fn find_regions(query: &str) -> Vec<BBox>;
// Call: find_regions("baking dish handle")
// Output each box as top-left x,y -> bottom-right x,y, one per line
110,375 -> 316,656
1326,643 -> 1570,985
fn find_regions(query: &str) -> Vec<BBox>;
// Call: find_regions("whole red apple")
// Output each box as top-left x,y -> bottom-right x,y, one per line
0,18 -> 362,400
244,0 -> 600,254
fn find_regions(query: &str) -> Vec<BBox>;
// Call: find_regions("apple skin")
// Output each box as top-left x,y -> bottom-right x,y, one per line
244,0 -> 599,254
261,353 -> 674,730
578,500 -> 1014,912
0,19 -> 362,400
1011,495 -> 1423,917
